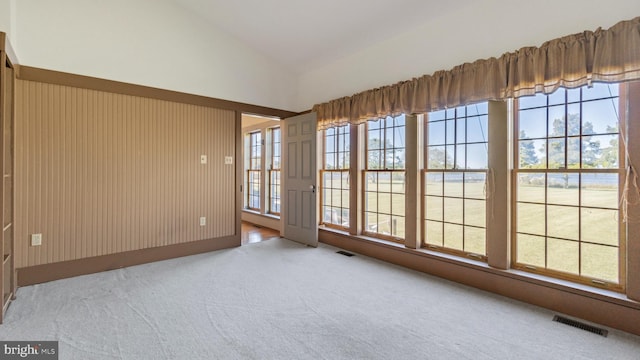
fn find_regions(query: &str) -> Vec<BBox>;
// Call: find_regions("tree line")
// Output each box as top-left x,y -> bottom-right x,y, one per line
519,114 -> 618,169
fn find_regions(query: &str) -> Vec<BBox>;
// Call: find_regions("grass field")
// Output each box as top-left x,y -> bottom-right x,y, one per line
515,179 -> 619,283
323,171 -> 620,283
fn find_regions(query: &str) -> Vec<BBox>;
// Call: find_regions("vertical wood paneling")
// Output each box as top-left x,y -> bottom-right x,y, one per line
1,49 -> 17,321
15,80 -> 236,268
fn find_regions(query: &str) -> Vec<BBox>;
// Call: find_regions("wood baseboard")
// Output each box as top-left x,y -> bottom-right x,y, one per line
319,229 -> 640,336
17,235 -> 240,286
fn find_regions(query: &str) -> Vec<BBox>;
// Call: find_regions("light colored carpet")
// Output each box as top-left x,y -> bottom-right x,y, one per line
1,238 -> 639,359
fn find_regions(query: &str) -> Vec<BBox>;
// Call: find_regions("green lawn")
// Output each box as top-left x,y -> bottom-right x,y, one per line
515,182 -> 619,283
322,174 -> 620,283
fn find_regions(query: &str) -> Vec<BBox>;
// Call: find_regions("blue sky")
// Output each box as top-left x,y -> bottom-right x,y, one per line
518,83 -> 620,168
325,83 -> 619,170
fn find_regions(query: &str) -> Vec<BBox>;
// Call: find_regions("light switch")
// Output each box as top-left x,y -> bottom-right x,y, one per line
200,217 -> 206,226
31,233 -> 42,246
200,155 -> 207,164
225,156 -> 233,165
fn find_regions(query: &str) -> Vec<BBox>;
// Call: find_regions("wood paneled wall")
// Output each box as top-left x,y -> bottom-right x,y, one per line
14,80 -> 236,268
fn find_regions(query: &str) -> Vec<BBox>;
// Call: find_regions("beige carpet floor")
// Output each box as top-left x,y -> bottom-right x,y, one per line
1,238 -> 639,359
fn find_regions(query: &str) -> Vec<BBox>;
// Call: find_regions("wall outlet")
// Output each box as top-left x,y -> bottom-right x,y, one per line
199,217 -> 206,226
225,156 -> 233,165
31,233 -> 42,246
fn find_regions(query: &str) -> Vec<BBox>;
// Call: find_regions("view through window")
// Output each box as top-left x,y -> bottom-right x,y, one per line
321,125 -> 350,228
514,83 -> 623,285
246,131 -> 262,211
364,116 -> 406,241
269,127 -> 281,215
424,103 -> 489,257
316,82 -> 630,290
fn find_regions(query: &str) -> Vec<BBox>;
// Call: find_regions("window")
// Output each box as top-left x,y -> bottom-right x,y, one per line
321,125 -> 350,228
246,131 -> 262,211
514,83 -> 624,287
243,117 -> 282,218
269,127 -> 281,215
424,103 -> 489,258
316,81 -> 637,294
364,116 -> 406,241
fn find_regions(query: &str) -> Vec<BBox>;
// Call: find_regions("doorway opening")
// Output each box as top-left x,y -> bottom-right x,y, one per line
241,221 -> 280,245
240,113 -> 282,244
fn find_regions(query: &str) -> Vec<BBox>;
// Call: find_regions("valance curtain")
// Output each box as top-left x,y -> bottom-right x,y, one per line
313,16 -> 640,130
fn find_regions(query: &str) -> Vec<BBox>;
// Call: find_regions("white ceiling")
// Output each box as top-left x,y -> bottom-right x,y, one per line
173,0 -> 474,74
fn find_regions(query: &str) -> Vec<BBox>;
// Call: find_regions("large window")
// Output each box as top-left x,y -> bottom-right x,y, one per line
321,125 -> 350,228
364,116 -> 406,241
316,81 -> 637,294
269,127 -> 281,215
423,103 -> 489,258
514,84 -> 624,287
246,131 -> 262,211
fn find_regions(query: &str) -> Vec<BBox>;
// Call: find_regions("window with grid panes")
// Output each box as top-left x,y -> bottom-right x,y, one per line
246,131 -> 262,211
514,83 -> 624,288
424,103 -> 488,258
364,116 -> 406,241
321,125 -> 350,228
269,127 -> 281,215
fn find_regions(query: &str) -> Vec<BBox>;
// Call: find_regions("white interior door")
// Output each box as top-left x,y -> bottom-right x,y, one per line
281,112 -> 318,247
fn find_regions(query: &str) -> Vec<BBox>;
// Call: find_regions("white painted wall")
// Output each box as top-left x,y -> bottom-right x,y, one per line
0,1 -> 9,37
0,0 -> 14,42
8,0 -> 640,112
14,0 -> 297,111
295,0 -> 640,111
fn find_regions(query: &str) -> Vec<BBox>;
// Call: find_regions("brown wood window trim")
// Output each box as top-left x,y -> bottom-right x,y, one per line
246,131 -> 262,211
362,169 -> 406,244
268,169 -> 281,216
246,169 -> 261,212
268,127 -> 281,216
421,104 -> 490,261
421,168 -> 489,262
511,83 -> 628,292
320,125 -> 351,230
363,117 -> 407,243
320,169 -> 350,230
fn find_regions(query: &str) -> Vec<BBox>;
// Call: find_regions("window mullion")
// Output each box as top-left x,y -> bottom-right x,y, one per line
487,100 -> 510,269
260,129 -> 267,213
405,114 -> 421,249
350,123 -> 361,235
625,81 -> 640,300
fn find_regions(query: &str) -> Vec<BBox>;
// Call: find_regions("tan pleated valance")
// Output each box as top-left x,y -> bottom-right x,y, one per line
313,16 -> 640,130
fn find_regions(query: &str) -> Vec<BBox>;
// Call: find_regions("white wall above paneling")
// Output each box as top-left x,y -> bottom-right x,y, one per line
6,1 -> 640,112
0,0 -> 16,43
14,0 -> 297,111
241,114 -> 281,130
295,0 -> 640,111
0,1 -> 9,37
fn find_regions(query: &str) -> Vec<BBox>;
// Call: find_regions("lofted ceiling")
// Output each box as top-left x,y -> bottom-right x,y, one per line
172,0 -> 475,74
